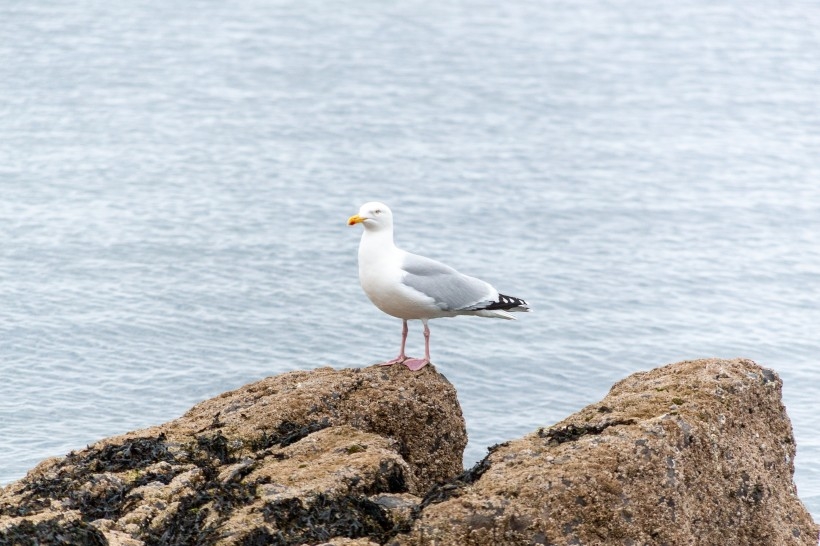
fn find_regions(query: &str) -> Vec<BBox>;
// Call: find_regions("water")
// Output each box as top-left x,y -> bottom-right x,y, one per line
2,0 -> 819,520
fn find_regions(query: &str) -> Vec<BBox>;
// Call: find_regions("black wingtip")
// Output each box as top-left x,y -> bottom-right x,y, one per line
483,293 -> 529,311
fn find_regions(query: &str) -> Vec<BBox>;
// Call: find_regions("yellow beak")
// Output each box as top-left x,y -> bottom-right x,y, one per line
348,214 -> 365,226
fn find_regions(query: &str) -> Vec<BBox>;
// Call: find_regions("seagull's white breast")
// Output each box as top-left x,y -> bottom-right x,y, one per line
357,234 -> 450,320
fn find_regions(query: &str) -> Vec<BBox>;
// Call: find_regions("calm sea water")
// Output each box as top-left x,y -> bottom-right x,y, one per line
2,0 -> 818,519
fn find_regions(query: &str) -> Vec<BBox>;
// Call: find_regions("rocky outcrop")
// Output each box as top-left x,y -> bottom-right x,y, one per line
0,365 -> 466,545
1,358 -> 817,546
398,358 -> 818,545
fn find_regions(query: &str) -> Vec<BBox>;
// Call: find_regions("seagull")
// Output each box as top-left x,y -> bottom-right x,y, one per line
347,201 -> 530,371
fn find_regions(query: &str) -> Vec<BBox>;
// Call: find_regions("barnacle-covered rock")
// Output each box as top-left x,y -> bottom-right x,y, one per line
0,364 -> 465,545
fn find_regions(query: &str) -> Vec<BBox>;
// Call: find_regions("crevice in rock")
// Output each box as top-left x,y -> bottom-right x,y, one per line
538,419 -> 636,445
378,441 -> 510,543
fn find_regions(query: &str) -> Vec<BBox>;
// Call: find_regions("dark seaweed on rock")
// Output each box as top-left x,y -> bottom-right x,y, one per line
250,419 -> 332,452
538,419 -> 636,445
141,444 -> 266,546
89,433 -> 177,471
2,435 -> 177,520
192,432 -> 235,465
0,518 -> 107,546
3,359 -> 814,546
258,493 -> 394,545
143,486 -> 216,546
42,434 -> 175,478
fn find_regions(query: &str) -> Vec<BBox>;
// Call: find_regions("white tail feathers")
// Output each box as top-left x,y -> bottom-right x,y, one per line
472,309 -> 517,319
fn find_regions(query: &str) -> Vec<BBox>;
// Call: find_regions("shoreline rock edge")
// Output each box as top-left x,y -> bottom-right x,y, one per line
0,358 -> 817,545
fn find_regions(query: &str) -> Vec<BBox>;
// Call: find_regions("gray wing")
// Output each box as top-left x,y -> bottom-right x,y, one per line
400,252 -> 496,311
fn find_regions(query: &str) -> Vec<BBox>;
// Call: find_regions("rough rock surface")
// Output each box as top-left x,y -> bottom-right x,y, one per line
396,358 -> 818,545
1,358 -> 817,546
0,364 -> 466,546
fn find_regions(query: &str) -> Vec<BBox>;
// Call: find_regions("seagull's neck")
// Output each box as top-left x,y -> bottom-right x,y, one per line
359,227 -> 401,264
361,227 -> 396,248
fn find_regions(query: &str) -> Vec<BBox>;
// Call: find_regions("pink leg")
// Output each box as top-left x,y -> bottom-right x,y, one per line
403,320 -> 431,371
378,320 -> 410,366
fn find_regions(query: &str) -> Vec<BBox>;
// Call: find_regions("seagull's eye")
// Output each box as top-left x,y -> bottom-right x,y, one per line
374,209 -> 382,215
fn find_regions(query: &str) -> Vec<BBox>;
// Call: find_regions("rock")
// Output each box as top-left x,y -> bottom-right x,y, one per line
154,364 -> 466,490
1,358 -> 817,546
395,358 -> 819,545
0,364 -> 466,546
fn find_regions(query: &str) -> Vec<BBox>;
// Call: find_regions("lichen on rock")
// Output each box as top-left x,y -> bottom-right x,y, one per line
1,358 -> 817,546
394,358 -> 819,546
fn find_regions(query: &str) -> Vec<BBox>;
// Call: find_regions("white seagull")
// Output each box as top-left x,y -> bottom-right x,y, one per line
348,201 -> 530,371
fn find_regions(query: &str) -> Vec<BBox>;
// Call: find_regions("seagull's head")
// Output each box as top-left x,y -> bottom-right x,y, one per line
348,202 -> 393,231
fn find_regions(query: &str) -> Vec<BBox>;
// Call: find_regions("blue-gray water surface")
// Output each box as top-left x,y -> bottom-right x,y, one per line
1,0 -> 819,520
